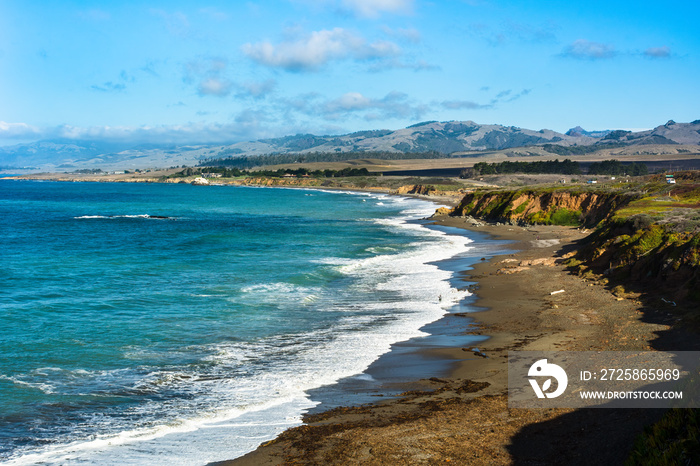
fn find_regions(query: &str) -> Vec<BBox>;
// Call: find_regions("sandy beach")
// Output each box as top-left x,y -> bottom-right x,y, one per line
217,215 -> 699,465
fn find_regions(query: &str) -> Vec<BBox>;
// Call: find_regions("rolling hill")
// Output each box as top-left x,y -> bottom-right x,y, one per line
1,120 -> 699,172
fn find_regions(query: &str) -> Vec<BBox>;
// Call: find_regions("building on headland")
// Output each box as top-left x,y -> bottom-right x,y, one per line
191,177 -> 209,185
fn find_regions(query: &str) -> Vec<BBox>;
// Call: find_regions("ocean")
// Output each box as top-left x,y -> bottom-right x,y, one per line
0,180 -> 476,465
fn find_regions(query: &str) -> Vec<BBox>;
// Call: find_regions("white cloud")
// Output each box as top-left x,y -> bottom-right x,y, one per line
341,0 -> 414,18
277,92 -> 323,117
238,79 -> 277,99
184,58 -> 233,97
441,100 -> 492,110
324,92 -> 373,113
198,78 -> 233,97
242,28 -> 401,71
90,82 -> 127,93
644,46 -> 671,58
0,121 -> 41,139
507,88 -> 531,102
234,108 -> 273,129
316,91 -> 428,121
274,90 -> 427,123
562,39 -> 616,59
440,88 -> 531,110
368,58 -> 439,72
0,122 -> 272,145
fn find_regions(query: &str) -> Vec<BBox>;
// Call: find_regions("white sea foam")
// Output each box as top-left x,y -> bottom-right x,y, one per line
7,192 -> 473,466
240,282 -> 304,294
74,214 -> 170,219
0,375 -> 57,394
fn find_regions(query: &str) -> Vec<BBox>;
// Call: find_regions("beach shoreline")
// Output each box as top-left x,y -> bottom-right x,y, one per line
218,214 -> 698,465
5,177 -> 697,464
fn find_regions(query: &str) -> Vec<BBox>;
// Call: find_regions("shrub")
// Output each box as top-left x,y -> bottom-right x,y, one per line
625,407 -> 700,465
550,208 -> 582,226
630,214 -> 654,230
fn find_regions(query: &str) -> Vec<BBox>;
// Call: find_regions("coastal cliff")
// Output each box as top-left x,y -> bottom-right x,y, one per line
573,215 -> 700,309
447,173 -> 700,314
451,188 -> 636,226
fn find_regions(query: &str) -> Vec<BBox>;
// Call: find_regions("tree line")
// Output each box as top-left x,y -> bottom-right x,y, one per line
467,159 -> 582,176
587,160 -> 648,176
465,159 -> 649,177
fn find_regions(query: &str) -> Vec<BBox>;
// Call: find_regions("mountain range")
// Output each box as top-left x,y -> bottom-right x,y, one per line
2,120 -> 699,172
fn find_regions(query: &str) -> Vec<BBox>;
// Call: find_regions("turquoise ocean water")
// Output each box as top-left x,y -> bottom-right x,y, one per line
0,181 -> 473,464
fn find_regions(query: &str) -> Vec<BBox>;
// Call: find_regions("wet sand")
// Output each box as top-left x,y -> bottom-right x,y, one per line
214,216 -> 699,465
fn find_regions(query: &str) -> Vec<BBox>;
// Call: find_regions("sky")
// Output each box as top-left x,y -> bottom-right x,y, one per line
1,0 -> 699,146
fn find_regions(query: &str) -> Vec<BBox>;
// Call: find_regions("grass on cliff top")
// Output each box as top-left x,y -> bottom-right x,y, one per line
612,175 -> 700,231
467,172 -> 699,219
460,171 -> 700,231
468,181 -> 635,197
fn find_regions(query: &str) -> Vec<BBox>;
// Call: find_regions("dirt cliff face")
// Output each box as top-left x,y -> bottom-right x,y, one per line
452,189 -> 635,226
396,185 -> 438,195
574,220 -> 700,305
231,177 -> 322,187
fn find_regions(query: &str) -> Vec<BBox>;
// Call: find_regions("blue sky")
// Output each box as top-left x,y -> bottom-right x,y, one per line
1,0 -> 698,146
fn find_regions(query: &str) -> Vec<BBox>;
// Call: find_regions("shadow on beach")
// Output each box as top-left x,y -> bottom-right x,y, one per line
507,288 -> 700,465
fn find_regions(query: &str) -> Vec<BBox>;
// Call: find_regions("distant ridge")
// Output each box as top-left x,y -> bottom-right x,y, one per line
2,120 -> 699,172
565,126 -> 611,138
195,120 -> 700,166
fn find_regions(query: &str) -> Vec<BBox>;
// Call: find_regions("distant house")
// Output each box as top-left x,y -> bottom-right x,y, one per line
202,173 -> 222,178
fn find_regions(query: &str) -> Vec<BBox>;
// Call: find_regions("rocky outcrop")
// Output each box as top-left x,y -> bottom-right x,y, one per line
432,207 -> 453,217
191,177 -> 209,185
396,185 -> 438,195
230,177 -> 322,187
